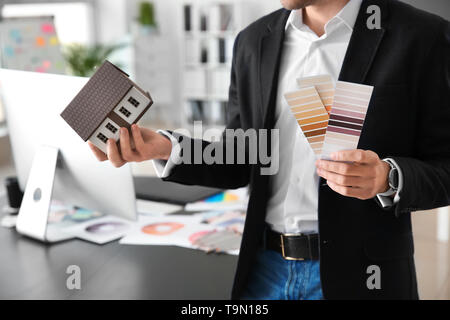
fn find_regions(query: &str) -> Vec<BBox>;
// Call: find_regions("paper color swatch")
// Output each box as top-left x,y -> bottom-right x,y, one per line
297,75 -> 335,114
321,81 -> 374,159
285,86 -> 329,155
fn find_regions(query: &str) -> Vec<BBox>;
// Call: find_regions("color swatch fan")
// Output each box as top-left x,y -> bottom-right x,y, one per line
285,86 -> 329,155
321,81 -> 373,159
297,75 -> 335,114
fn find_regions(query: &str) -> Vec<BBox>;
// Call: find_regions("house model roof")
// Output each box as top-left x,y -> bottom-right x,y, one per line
61,60 -> 150,141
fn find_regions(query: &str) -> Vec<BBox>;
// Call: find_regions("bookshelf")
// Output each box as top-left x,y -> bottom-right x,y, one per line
181,0 -> 244,128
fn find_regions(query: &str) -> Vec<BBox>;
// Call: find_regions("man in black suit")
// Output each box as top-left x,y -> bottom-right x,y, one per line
90,0 -> 450,299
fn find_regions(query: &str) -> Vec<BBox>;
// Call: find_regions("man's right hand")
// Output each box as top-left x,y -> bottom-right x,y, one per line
88,124 -> 172,168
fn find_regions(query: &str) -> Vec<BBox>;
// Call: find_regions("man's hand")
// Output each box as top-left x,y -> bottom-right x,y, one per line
88,124 -> 172,168
315,150 -> 390,200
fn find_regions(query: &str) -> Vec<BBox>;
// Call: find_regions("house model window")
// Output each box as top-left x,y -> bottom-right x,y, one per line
128,97 -> 140,107
106,122 -> 118,134
61,60 -> 153,153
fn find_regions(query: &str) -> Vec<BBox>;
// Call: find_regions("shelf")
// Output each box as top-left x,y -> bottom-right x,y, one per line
181,0 -> 243,126
184,30 -> 236,38
184,63 -> 232,70
184,95 -> 228,102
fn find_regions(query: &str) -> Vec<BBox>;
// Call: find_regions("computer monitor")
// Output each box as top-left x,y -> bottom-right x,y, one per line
0,68 -> 137,240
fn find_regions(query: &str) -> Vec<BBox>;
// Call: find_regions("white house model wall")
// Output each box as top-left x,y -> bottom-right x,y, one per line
89,117 -> 121,153
88,86 -> 151,153
113,87 -> 150,124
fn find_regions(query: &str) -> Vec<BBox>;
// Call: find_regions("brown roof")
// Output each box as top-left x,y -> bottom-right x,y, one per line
61,60 -> 136,141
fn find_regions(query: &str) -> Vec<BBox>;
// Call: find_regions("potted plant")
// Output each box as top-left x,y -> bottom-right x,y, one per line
137,1 -> 157,35
63,43 -> 124,77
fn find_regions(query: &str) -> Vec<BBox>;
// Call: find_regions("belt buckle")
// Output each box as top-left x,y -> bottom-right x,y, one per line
280,233 -> 305,261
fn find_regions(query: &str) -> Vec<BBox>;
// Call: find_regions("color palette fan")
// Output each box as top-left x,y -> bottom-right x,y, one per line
321,81 -> 373,159
191,229 -> 241,253
285,86 -> 329,155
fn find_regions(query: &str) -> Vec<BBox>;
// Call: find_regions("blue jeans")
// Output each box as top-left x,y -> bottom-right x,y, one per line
240,248 -> 324,300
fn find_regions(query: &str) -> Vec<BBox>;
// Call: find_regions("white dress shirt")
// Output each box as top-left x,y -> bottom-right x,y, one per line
154,0 -> 402,235
265,0 -> 363,234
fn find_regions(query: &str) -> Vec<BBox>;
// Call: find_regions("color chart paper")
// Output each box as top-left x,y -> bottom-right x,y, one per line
285,86 -> 329,155
0,16 -> 66,74
321,81 -> 374,159
119,215 -> 214,248
297,75 -> 335,114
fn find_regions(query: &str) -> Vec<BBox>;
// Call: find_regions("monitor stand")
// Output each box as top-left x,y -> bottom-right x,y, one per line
16,145 -> 73,242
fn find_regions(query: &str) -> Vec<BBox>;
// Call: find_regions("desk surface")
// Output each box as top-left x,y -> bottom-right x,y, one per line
0,196 -> 238,299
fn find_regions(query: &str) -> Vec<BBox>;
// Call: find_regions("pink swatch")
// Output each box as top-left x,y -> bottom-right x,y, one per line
41,23 -> 55,34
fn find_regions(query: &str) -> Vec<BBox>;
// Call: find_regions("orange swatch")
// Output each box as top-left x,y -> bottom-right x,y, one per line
35,36 -> 45,47
285,86 -> 329,155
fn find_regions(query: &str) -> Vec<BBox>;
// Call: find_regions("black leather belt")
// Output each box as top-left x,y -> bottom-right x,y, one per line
264,227 -> 319,261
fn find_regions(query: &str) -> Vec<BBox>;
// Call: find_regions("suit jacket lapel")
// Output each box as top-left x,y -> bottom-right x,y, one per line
258,1 -> 389,127
338,0 -> 389,83
258,10 -> 290,128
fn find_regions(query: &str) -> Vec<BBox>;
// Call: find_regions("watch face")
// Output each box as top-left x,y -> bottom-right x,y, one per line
389,168 -> 399,190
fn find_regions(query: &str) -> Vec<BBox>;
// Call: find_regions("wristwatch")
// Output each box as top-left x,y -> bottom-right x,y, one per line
379,159 -> 399,196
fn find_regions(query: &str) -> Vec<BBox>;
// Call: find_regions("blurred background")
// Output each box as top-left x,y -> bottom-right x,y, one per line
0,0 -> 449,299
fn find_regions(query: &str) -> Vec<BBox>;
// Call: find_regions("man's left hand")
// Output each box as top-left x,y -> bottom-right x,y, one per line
315,150 -> 390,200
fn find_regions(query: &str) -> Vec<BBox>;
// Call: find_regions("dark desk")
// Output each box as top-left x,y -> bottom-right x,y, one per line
0,196 -> 238,299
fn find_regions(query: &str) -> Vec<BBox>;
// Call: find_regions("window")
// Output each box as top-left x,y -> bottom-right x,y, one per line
119,106 -> 131,117
128,96 -> 140,107
106,122 -> 118,134
97,132 -> 108,144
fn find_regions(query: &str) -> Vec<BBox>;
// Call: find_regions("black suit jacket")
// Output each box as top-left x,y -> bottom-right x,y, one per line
165,0 -> 450,299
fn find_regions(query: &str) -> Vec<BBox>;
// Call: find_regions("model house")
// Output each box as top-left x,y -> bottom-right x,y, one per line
61,60 -> 153,153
